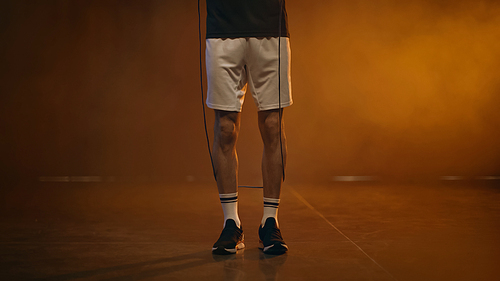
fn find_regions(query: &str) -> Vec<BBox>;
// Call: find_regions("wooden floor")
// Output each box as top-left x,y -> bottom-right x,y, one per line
1,180 -> 499,280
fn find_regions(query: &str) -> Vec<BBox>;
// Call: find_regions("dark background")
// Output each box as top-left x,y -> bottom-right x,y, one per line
1,0 -> 499,185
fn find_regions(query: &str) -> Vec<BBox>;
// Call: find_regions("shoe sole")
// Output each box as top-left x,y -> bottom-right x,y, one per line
259,240 -> 288,255
212,240 -> 245,255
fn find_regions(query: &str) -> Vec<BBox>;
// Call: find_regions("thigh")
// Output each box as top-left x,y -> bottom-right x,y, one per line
206,38 -> 248,112
246,37 -> 293,111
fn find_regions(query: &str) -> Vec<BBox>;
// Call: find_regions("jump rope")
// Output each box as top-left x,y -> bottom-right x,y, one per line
198,0 -> 285,188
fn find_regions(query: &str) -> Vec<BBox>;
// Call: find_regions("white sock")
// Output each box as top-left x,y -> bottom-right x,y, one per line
219,192 -> 241,228
262,197 -> 280,227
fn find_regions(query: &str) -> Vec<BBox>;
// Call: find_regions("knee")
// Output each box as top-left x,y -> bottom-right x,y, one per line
215,117 -> 238,149
260,114 -> 281,145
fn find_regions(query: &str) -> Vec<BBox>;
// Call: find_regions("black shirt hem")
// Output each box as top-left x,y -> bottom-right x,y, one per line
206,32 -> 290,39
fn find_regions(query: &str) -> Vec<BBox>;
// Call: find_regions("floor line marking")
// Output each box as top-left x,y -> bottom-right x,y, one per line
290,188 -> 398,281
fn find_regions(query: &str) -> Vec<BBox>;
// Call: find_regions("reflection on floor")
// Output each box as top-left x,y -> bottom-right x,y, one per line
1,181 -> 499,280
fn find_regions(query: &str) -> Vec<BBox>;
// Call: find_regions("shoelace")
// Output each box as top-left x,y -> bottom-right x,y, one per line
264,225 -> 283,242
219,226 -> 242,241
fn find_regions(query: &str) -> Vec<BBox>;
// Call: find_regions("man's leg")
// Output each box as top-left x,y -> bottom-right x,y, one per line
214,110 -> 241,197
257,108 -> 288,255
212,109 -> 244,255
258,108 -> 286,200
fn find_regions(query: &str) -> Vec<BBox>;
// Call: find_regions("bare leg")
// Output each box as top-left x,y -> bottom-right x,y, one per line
257,108 -> 289,254
211,110 -> 245,254
213,110 -> 241,195
258,109 -> 286,199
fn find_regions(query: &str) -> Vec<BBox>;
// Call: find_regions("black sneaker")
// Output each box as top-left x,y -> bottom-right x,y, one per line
258,218 -> 288,255
212,219 -> 245,255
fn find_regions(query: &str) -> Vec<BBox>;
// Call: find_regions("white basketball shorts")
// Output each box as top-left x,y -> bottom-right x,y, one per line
205,37 -> 292,112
